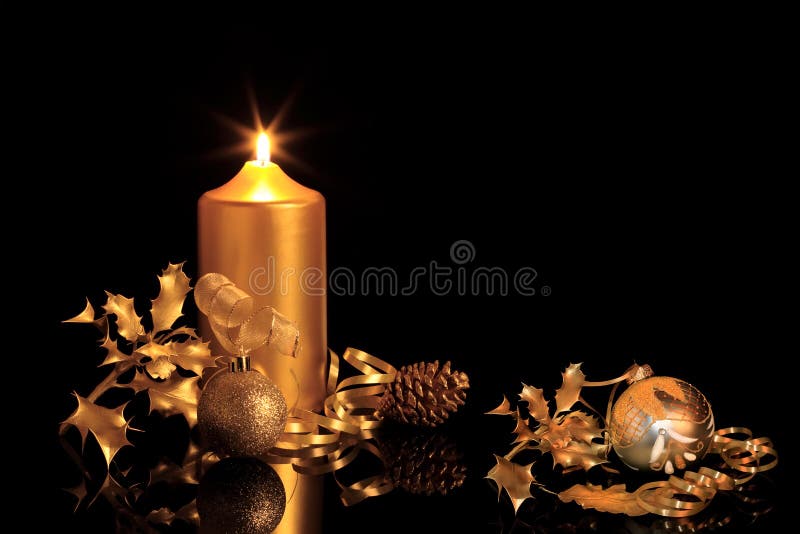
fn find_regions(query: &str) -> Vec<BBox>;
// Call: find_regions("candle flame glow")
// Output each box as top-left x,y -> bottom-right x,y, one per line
257,132 -> 270,164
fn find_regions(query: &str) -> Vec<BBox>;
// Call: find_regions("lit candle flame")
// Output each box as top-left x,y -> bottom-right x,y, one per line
257,132 -> 270,164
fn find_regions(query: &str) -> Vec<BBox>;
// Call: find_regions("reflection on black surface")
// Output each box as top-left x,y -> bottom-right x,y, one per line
273,465 -> 322,534
377,428 -> 467,496
490,475 -> 775,533
61,431 -> 323,533
62,421 -> 774,533
197,458 -> 285,533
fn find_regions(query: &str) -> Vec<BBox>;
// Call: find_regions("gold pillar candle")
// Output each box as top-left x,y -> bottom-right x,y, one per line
199,133 -> 327,411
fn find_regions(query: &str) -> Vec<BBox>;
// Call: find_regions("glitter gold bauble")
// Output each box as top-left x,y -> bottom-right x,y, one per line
198,364 -> 288,457
198,457 -> 286,534
609,376 -> 714,474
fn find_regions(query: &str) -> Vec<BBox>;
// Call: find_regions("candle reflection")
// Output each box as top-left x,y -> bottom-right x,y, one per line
272,463 -> 323,534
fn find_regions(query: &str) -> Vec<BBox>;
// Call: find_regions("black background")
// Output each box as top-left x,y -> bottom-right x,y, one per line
28,17 -> 792,533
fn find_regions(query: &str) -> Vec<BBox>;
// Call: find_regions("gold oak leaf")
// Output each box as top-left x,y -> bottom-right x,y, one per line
486,395 -> 515,416
519,383 -> 551,423
486,455 -> 537,513
164,339 -> 216,375
64,298 -> 96,323
63,393 -> 132,468
131,372 -> 201,426
550,441 -> 608,471
554,363 -> 586,415
150,262 -> 192,335
103,292 -> 144,343
558,484 -> 647,516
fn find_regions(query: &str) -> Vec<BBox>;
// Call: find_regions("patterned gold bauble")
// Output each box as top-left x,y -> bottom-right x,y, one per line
198,457 -> 286,534
198,359 -> 287,457
609,376 -> 714,474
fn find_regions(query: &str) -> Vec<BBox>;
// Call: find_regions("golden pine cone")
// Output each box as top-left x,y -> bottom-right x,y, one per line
376,360 -> 469,427
378,431 -> 467,496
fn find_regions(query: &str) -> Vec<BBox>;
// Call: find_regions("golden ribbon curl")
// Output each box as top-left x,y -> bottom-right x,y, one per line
194,273 -> 299,357
195,273 -> 399,503
634,427 -> 778,517
266,348 -> 397,476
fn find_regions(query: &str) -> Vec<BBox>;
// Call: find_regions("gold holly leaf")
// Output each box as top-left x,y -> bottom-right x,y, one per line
62,393 -> 132,467
98,331 -> 132,367
486,454 -> 537,513
132,371 -> 201,426
519,383 -> 551,423
561,412 -> 603,444
64,299 -> 109,335
103,292 -> 144,343
64,478 -> 87,512
173,501 -> 200,526
147,507 -> 176,525
486,395 -> 515,416
540,420 -> 571,448
150,262 -> 192,335
554,363 -> 585,415
512,410 -> 540,444
549,441 -> 608,471
164,338 -> 216,375
64,298 -> 96,323
161,326 -> 199,341
558,483 -> 647,516
149,458 -> 200,487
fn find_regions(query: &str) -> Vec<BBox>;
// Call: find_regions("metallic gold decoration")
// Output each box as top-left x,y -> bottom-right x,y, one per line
633,426 -> 778,518
61,263 -> 217,467
486,363 -> 778,519
195,274 -> 407,498
198,358 -> 288,457
194,273 -> 294,457
194,273 -> 300,358
609,376 -> 715,473
486,455 -> 538,513
266,348 -> 397,473
65,267 -> 471,517
62,395 -> 132,469
197,457 -> 286,534
558,484 -> 648,516
487,363 -> 609,474
198,146 -> 327,412
376,360 -> 469,427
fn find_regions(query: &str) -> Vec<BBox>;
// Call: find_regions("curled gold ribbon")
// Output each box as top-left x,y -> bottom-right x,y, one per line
265,347 -> 397,500
194,273 -> 299,357
194,273 -> 397,501
634,427 -> 778,517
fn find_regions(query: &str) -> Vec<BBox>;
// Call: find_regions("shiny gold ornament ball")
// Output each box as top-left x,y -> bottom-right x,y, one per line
198,457 -> 286,534
198,370 -> 288,457
609,376 -> 715,474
